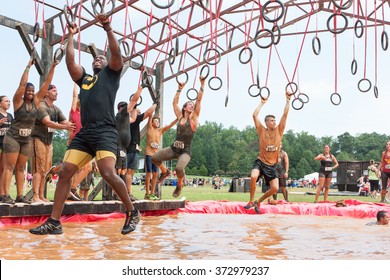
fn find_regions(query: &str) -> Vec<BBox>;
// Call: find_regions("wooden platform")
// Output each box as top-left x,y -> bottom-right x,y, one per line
0,199 -> 186,218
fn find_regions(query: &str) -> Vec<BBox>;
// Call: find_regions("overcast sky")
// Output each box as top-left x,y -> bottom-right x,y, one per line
1,1 -> 389,139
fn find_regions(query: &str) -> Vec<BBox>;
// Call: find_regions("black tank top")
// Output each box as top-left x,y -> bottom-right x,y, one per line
171,117 -> 195,155
320,154 -> 333,173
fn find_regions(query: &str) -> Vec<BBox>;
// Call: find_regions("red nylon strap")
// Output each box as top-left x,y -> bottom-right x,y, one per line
274,2 -> 313,86
41,0 -> 46,38
352,0 -> 356,59
374,0 -> 378,85
77,0 -> 83,64
192,44 -> 204,88
291,1 -> 314,82
334,5 -> 338,93
382,1 -> 386,32
123,0 -> 129,40
257,0 -> 265,30
363,0 -> 368,79
265,45 -> 273,87
274,46 -> 290,83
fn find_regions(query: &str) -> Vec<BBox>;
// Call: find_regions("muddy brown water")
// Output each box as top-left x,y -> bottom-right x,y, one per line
0,214 -> 388,260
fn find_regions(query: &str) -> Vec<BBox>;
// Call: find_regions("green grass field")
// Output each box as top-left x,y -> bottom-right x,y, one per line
19,178 -> 379,204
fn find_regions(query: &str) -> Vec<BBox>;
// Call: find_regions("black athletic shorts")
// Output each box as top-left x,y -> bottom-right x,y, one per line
68,126 -> 118,156
115,149 -> 127,170
252,158 -> 277,185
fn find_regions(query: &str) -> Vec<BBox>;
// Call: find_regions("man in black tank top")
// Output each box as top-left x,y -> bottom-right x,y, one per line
152,76 -> 206,198
30,13 -> 140,235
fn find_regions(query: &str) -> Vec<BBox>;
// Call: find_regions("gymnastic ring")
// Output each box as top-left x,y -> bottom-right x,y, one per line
272,24 -> 281,45
373,86 -> 379,99
358,78 -> 372,93
208,76 -> 223,91
203,48 -> 221,65
292,97 -> 304,110
186,88 -> 198,101
176,71 -> 189,85
239,47 -> 253,64
53,47 -> 64,62
285,82 -> 298,95
151,0 -> 175,9
351,59 -> 358,75
248,84 -> 261,98
326,13 -> 348,34
91,0 -> 115,18
228,29 -> 234,49
200,64 -> 210,79
254,29 -> 274,49
331,0 -> 353,10
64,5 -> 76,26
354,20 -> 364,38
33,22 -> 40,43
130,94 -> 142,106
129,54 -> 144,70
381,31 -> 389,51
312,36 -> 321,55
330,93 -> 341,105
121,40 -> 130,57
142,73 -> 154,88
261,0 -> 285,23
168,48 -> 176,65
260,86 -> 270,100
297,92 -> 309,104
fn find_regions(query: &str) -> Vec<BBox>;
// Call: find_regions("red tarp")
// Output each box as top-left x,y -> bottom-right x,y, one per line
1,199 -> 388,227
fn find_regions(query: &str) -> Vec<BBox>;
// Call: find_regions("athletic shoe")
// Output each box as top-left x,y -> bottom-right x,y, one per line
130,194 -> 138,202
2,195 -> 15,205
29,217 -> 63,235
254,201 -> 260,214
144,194 -> 152,200
151,194 -> 160,200
121,208 -> 140,235
71,189 -> 82,200
67,192 -> 81,201
172,185 -> 183,198
15,195 -> 31,204
243,201 -> 254,210
158,170 -> 171,183
45,166 -> 57,183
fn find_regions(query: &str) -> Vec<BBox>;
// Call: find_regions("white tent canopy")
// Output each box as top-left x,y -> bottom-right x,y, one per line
304,172 -> 336,183
304,172 -> 319,181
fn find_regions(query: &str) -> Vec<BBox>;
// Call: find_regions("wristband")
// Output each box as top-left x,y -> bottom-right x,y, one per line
103,23 -> 112,32
177,89 -> 181,92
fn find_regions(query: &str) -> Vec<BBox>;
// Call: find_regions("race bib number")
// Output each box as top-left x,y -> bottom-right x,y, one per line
48,127 -> 55,133
385,164 -> 390,170
325,167 -> 332,171
19,128 -> 31,137
151,142 -> 160,149
266,145 -> 277,152
173,140 -> 185,149
0,128 -> 7,136
119,150 -> 126,158
136,144 -> 142,152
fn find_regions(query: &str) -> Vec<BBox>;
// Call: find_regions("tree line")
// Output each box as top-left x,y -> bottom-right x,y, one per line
52,122 -> 390,179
